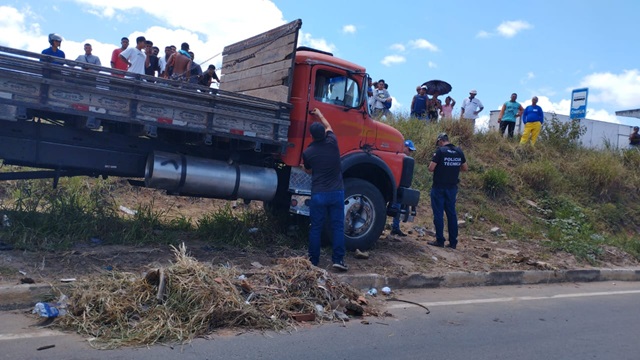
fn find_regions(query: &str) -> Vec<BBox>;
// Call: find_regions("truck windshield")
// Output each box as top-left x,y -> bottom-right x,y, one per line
314,70 -> 361,108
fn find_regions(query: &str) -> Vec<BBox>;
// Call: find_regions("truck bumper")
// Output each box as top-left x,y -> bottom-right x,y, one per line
387,187 -> 420,222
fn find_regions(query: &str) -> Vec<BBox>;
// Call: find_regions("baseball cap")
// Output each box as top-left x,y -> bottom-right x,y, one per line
435,133 -> 449,145
310,122 -> 326,141
469,89 -> 478,94
404,139 -> 416,151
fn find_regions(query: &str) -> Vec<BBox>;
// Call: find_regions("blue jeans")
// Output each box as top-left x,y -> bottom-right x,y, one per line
309,190 -> 345,266
430,187 -> 458,247
391,202 -> 401,230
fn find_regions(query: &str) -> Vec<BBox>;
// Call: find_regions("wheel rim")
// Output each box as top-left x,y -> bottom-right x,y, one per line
344,194 -> 374,237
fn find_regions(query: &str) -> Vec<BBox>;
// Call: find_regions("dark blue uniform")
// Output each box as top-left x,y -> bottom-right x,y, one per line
431,144 -> 466,248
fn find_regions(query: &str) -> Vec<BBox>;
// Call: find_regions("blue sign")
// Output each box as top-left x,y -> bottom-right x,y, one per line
570,88 -> 589,120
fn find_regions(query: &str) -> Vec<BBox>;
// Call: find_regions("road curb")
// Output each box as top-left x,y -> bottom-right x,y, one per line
2,269 -> 639,311
0,284 -> 59,311
338,268 -> 640,290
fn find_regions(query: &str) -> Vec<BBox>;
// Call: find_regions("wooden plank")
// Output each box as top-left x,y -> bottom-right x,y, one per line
222,68 -> 290,94
223,19 -> 301,56
221,42 -> 295,77
222,34 -> 296,64
221,58 -> 291,83
239,86 -> 290,103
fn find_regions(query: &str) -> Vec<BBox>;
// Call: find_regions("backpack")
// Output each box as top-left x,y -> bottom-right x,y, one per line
384,97 -> 392,109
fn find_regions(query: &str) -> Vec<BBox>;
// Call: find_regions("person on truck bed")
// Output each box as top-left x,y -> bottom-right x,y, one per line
41,33 -> 65,64
110,37 -> 129,77
159,46 -> 172,78
167,42 -> 192,82
199,65 -> 220,87
188,51 -> 203,84
302,108 -> 348,272
119,36 -> 147,75
144,40 -> 160,77
75,43 -> 101,69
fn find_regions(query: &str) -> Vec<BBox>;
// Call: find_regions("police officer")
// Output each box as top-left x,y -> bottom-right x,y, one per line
427,133 -> 468,249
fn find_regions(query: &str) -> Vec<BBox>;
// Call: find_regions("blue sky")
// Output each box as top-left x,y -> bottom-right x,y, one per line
1,0 -> 640,127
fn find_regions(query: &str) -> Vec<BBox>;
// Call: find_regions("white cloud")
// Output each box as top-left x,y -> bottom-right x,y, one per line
408,39 -> 439,52
390,43 -> 405,52
381,55 -> 406,67
478,20 -> 532,39
476,30 -> 491,39
342,24 -> 356,34
520,71 -> 535,84
428,61 -> 437,68
298,31 -> 336,53
578,70 -> 640,108
496,20 -> 532,38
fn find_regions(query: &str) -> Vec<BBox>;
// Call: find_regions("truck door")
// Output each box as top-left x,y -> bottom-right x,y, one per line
302,67 -> 366,154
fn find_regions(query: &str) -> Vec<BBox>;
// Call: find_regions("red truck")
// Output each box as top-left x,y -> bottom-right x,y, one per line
0,20 -> 419,250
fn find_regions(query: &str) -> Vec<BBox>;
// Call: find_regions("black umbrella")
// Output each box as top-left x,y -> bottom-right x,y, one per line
421,80 -> 452,96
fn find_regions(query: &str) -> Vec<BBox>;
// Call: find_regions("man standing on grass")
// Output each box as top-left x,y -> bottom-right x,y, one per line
302,108 -> 347,271
460,89 -> 483,129
498,93 -> 524,138
428,133 -> 468,250
520,96 -> 544,145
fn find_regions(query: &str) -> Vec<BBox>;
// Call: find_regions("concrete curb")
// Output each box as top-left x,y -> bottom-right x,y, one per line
2,269 -> 639,311
337,268 -> 640,290
0,283 -> 60,311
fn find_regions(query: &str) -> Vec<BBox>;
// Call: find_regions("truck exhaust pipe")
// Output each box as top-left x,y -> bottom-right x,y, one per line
145,151 -> 278,202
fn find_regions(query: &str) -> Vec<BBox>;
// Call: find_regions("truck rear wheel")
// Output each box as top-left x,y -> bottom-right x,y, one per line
342,178 -> 386,251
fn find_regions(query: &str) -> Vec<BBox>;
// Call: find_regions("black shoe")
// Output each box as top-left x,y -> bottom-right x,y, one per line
427,241 -> 444,248
390,228 -> 407,237
332,261 -> 349,271
446,244 -> 457,249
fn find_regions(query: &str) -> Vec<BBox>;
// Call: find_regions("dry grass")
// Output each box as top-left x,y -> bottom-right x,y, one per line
55,244 -> 367,349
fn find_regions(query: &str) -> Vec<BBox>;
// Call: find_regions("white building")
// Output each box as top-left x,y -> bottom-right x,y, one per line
488,110 -> 636,149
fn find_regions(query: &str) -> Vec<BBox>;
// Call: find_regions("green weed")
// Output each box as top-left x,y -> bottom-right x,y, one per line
483,168 -> 509,198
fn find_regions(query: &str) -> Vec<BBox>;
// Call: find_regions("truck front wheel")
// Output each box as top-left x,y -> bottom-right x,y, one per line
342,178 -> 386,251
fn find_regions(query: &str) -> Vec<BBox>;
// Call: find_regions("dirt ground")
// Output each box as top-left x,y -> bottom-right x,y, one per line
1,192 -> 639,287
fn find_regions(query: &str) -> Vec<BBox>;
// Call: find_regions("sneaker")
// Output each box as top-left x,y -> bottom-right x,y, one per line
332,261 -> 349,271
390,228 -> 407,237
427,241 -> 444,248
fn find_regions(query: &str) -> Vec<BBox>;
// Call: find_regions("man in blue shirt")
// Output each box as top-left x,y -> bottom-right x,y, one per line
520,96 -> 545,145
302,108 -> 347,271
41,33 -> 65,64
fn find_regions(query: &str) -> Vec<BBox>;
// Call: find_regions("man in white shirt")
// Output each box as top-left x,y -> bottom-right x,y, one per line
460,89 -> 484,129
119,36 -> 147,75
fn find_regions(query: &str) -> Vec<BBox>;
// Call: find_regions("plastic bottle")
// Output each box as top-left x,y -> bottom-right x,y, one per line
33,302 -> 61,318
33,295 -> 69,318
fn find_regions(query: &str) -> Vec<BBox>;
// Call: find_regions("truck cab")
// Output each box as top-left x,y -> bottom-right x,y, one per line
280,48 -> 419,251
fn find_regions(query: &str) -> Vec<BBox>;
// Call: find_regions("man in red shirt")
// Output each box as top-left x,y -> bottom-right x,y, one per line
110,37 -> 129,77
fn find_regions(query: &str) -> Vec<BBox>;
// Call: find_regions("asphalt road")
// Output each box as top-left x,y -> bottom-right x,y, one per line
1,281 -> 639,360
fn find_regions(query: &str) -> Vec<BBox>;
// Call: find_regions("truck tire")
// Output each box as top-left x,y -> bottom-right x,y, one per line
342,178 -> 386,251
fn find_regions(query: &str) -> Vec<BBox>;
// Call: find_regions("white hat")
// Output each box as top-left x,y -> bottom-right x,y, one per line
469,89 -> 478,94
420,85 -> 427,89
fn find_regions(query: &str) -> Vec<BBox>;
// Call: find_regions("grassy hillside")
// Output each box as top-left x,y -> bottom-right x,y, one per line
0,115 -> 638,264
386,115 -> 640,262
